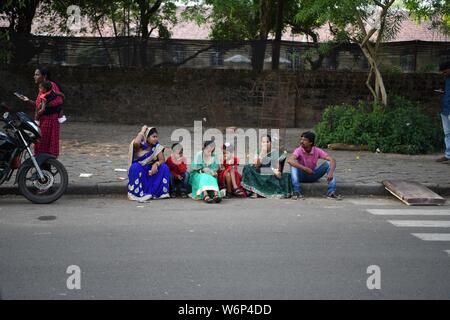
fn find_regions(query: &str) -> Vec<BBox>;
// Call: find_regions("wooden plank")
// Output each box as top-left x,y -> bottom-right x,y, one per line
383,180 -> 446,206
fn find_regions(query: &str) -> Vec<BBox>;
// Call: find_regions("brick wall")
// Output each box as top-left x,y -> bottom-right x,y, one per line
0,65 -> 445,128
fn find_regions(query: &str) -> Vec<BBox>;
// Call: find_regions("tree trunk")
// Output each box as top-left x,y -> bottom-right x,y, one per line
251,41 -> 266,72
111,9 -> 124,68
360,44 -> 387,106
139,6 -> 150,68
272,0 -> 284,70
94,17 -> 114,67
15,0 -> 41,34
8,0 -> 41,64
252,0 -> 272,72
137,0 -> 163,68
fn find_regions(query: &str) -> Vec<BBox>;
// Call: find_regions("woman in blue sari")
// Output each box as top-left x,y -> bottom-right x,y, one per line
127,126 -> 171,202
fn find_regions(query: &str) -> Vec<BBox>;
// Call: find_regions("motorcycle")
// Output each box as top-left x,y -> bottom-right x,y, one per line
0,102 -> 68,204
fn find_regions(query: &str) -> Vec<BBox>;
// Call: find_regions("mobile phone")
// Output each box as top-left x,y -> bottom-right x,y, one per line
434,89 -> 444,94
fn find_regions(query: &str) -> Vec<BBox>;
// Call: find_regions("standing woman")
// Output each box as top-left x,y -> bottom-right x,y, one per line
241,135 -> 292,199
128,126 -> 171,201
189,140 -> 222,203
19,67 -> 64,157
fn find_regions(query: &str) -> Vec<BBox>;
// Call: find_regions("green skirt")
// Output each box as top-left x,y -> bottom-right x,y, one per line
189,171 -> 220,200
241,165 -> 292,199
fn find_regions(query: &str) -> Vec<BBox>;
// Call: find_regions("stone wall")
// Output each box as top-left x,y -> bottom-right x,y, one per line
0,65 -> 445,128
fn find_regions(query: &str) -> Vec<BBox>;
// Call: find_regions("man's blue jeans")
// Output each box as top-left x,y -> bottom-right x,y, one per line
170,172 -> 190,194
441,113 -> 450,159
291,161 -> 336,195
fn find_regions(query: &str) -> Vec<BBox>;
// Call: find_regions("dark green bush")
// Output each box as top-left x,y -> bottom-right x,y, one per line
314,96 -> 444,154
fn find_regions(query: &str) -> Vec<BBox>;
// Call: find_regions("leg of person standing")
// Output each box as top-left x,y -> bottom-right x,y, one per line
440,113 -> 450,162
437,61 -> 450,163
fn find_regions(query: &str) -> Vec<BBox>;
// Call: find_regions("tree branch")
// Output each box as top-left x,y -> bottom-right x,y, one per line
373,0 -> 385,9
362,28 -> 377,46
356,14 -> 368,39
148,0 -> 163,16
148,26 -> 157,36
153,43 -> 216,68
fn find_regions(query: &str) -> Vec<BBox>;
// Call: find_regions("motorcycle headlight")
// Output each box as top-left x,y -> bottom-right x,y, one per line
23,129 -> 36,139
26,121 -> 40,134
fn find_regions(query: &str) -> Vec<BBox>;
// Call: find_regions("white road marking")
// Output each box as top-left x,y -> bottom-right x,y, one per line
444,250 -> 450,257
411,233 -> 450,241
368,209 -> 450,216
388,220 -> 450,228
348,199 -> 396,206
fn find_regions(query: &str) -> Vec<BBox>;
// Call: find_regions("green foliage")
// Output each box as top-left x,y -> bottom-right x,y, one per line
418,63 -> 439,73
379,63 -> 403,74
183,0 -> 323,42
182,0 -> 261,41
47,0 -> 178,38
404,0 -> 450,35
0,29 -> 12,64
295,0 -> 406,105
314,96 -> 444,154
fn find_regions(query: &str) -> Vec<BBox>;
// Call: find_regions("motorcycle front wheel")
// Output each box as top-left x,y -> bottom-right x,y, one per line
17,158 -> 69,204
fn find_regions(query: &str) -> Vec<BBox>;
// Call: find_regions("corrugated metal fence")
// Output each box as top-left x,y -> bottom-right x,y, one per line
5,35 -> 450,72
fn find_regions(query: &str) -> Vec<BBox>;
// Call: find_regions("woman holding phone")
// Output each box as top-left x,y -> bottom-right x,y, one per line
17,67 -> 64,158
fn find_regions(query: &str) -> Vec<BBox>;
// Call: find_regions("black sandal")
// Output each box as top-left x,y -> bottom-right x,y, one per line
233,188 -> 244,197
213,195 -> 222,203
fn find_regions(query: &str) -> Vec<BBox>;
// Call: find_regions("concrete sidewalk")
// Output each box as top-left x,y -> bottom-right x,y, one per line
1,122 -> 449,197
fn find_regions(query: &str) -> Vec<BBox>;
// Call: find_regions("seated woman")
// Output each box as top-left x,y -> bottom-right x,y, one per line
241,135 -> 292,199
127,126 -> 171,202
189,140 -> 222,204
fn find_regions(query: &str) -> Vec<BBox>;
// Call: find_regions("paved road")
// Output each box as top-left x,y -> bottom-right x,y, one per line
1,195 -> 450,300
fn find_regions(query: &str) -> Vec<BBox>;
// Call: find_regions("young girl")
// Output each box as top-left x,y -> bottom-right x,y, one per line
36,81 -> 65,125
218,143 -> 246,198
166,143 -> 190,198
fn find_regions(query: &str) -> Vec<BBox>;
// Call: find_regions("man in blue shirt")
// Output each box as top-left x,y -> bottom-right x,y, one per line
437,61 -> 450,163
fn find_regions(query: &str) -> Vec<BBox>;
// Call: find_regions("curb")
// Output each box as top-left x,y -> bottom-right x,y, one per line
2,182 -> 450,197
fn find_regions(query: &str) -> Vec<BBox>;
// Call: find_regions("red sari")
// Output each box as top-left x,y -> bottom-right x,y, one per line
34,81 -> 63,157
218,156 -> 246,196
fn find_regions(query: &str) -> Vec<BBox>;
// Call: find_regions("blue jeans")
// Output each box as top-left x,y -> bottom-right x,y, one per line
170,172 -> 190,194
441,113 -> 450,159
291,161 -> 336,195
